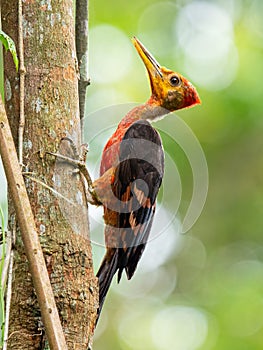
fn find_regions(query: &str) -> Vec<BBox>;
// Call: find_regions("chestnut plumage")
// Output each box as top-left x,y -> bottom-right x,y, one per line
94,37 -> 200,323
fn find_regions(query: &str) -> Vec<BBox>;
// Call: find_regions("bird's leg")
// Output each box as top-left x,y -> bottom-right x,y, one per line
46,137 -> 102,206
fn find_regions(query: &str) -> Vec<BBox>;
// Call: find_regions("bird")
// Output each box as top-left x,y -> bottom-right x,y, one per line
93,37 -> 200,323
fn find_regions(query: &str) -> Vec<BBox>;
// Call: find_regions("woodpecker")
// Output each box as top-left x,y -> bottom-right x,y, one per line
93,37 -> 200,322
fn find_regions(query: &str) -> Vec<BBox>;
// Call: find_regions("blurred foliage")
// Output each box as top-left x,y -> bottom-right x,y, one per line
1,0 -> 263,349
87,1 -> 263,349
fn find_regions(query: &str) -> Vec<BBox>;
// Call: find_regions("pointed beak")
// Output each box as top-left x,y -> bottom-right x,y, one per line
132,37 -> 163,80
132,37 -> 201,111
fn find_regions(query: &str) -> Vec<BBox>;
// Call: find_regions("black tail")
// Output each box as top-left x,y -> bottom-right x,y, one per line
96,249 -> 119,324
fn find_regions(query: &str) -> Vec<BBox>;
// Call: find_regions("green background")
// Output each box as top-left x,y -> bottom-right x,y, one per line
1,0 -> 263,349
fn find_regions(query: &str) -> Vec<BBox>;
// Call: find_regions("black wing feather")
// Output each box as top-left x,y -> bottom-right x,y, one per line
96,120 -> 164,322
113,120 -> 164,280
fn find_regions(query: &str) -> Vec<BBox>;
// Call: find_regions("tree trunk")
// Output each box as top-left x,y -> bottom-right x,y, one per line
2,1 -> 97,349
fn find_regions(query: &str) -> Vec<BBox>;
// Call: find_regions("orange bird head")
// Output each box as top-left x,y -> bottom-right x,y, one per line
132,37 -> 201,112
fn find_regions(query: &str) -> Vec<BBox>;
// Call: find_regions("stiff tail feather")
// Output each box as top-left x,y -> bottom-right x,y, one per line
96,249 -> 119,324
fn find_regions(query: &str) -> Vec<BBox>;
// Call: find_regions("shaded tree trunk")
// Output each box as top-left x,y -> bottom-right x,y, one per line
2,0 -> 97,348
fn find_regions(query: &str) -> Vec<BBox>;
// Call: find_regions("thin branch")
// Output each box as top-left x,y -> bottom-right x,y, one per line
0,96 -> 68,350
2,223 -> 15,349
1,230 -> 12,292
24,173 -> 78,206
3,249 -> 13,350
45,150 -> 101,205
75,0 -> 90,137
18,0 -> 26,165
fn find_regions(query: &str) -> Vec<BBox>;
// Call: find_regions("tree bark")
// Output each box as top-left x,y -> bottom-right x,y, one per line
2,1 -> 97,349
76,0 -> 89,135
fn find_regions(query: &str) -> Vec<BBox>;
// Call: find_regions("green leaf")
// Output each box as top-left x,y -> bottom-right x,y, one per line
0,30 -> 19,71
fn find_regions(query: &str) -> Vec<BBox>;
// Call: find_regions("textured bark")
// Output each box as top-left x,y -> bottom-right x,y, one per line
76,0 -> 89,132
2,0 -> 98,349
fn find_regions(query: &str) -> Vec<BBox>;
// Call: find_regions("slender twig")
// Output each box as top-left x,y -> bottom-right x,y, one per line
46,150 -> 101,205
0,97 -> 68,349
3,2 -> 26,345
24,173 -> 78,206
1,230 -> 12,292
18,0 -> 26,165
45,149 -> 92,185
75,0 -> 90,137
3,249 -> 13,350
0,207 -> 6,344
2,225 -> 14,349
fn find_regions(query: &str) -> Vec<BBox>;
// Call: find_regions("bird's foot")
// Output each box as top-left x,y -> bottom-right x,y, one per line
46,138 -> 102,206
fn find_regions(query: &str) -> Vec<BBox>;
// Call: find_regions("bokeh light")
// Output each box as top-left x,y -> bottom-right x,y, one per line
138,2 -> 179,58
175,1 -> 239,90
246,0 -> 263,42
224,259 -> 263,337
89,25 -> 133,84
1,0 -> 263,349
151,306 -> 208,350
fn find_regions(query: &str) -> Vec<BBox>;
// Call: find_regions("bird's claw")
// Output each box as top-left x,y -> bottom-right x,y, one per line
88,187 -> 102,206
45,139 -> 102,206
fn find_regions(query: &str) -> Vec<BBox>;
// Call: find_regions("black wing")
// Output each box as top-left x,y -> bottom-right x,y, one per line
113,119 -> 164,280
96,120 -> 164,322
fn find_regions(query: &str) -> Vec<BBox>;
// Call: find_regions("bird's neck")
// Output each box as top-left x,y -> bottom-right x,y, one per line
120,97 -> 169,127
140,99 -> 169,121
100,98 -> 169,175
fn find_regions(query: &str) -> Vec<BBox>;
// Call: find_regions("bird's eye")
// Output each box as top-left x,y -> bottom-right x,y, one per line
169,75 -> 180,86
